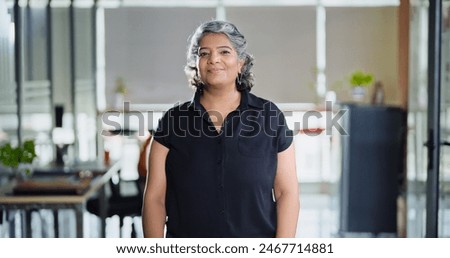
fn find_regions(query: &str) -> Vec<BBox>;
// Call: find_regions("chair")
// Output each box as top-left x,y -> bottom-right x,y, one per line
86,170 -> 144,237
87,135 -> 151,237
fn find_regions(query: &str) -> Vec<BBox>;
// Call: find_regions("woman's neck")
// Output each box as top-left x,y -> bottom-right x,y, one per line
200,86 -> 241,111
200,86 -> 241,132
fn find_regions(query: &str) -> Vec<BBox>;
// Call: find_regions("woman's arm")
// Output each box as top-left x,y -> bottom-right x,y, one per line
273,143 -> 300,238
142,140 -> 169,237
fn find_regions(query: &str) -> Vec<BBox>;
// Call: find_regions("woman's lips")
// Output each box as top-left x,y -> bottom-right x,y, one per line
208,68 -> 224,73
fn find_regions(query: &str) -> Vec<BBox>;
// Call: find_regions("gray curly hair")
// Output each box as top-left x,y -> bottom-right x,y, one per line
185,20 -> 254,92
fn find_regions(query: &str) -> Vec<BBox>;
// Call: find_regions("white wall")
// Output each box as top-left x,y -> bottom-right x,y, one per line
104,7 -> 216,106
104,6 -> 399,107
326,7 -> 399,105
227,6 -> 317,103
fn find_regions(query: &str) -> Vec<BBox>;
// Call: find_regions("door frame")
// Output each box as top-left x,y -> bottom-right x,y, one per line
425,0 -> 442,238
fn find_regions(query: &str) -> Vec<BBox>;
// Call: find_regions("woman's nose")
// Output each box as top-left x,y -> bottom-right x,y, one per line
207,52 -> 220,63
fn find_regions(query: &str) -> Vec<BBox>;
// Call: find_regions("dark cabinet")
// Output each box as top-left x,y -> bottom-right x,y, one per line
339,104 -> 406,236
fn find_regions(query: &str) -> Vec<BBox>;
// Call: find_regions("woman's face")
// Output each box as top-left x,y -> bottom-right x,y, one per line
197,33 -> 243,90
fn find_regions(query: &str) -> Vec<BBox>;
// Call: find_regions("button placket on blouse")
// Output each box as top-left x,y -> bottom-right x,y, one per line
217,115 -> 233,219
217,133 -> 225,214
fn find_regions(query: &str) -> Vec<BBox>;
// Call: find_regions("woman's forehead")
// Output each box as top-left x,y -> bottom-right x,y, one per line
199,33 -> 233,47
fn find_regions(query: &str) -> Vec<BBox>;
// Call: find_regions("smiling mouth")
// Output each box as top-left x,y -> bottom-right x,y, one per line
208,68 -> 224,73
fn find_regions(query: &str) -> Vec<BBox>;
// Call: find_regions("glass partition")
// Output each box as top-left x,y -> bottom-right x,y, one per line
73,0 -> 97,162
1,0 -> 54,166
406,0 -> 428,237
0,1 -> 18,149
438,0 -> 450,238
21,0 -> 53,165
407,0 -> 450,238
1,0 -> 100,167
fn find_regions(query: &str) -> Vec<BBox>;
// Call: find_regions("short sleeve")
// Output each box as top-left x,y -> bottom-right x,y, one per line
276,107 -> 294,153
153,109 -> 171,149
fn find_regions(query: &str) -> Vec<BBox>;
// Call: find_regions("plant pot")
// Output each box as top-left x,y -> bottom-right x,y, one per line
351,86 -> 367,102
14,163 -> 34,181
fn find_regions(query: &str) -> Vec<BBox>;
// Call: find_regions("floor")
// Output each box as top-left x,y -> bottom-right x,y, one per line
0,184 -> 339,238
296,192 -> 339,238
0,133 -> 341,238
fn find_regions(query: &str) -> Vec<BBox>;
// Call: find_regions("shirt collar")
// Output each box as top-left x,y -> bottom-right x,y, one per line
188,90 -> 202,111
242,90 -> 264,110
188,89 -> 264,111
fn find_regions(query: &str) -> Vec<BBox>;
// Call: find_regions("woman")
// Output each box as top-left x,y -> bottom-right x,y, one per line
142,20 -> 299,238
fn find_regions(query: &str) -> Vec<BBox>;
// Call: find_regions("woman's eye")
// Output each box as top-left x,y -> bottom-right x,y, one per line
220,50 -> 231,55
198,52 -> 209,57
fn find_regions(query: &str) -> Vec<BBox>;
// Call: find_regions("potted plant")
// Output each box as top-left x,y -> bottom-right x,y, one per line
349,70 -> 374,102
114,77 -> 128,109
0,140 -> 37,179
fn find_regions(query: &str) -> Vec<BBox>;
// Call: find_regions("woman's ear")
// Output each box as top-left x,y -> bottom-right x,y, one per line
238,58 -> 245,73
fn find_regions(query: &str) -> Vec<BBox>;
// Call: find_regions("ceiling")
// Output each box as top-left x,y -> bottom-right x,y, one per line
8,0 -> 400,8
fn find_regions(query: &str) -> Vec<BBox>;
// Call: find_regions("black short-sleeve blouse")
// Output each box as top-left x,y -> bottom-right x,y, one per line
153,89 -> 293,238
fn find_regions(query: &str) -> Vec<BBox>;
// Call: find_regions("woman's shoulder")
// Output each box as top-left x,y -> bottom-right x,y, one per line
161,100 -> 193,115
247,92 -> 282,112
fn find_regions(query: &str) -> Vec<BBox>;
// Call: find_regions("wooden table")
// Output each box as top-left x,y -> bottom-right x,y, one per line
0,162 -> 120,238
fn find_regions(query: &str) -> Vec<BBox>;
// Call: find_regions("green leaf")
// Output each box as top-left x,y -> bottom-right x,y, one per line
349,70 -> 374,87
21,140 -> 37,163
0,140 -> 36,169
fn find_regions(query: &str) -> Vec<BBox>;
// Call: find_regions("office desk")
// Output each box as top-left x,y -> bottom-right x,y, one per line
0,162 -> 120,238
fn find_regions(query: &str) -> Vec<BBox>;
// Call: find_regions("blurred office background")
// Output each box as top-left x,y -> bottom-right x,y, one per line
0,0 -> 449,238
